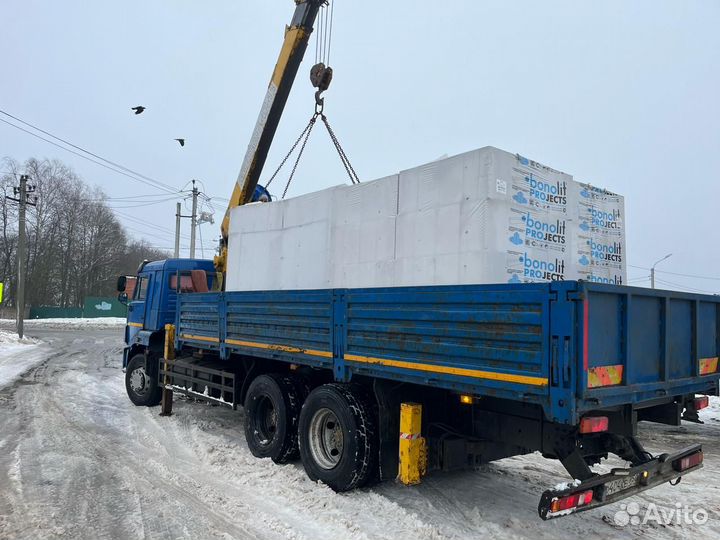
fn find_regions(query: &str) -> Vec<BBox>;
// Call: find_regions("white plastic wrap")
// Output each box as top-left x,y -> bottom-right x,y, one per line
226,147 -> 625,291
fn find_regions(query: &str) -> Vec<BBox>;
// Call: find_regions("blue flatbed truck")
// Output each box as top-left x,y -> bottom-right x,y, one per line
119,258 -> 720,519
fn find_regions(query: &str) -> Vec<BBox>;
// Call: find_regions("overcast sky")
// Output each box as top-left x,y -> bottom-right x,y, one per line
1,1 -> 718,293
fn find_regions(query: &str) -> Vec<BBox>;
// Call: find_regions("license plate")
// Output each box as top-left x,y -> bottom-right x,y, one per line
604,474 -> 640,496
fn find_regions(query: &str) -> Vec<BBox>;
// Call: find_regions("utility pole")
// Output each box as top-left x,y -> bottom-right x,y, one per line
174,202 -> 181,258
651,253 -> 672,289
6,175 -> 36,338
189,180 -> 198,259
175,181 -> 209,259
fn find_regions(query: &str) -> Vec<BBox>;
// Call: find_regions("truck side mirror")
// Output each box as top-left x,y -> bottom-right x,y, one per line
117,292 -> 129,305
116,275 -> 127,292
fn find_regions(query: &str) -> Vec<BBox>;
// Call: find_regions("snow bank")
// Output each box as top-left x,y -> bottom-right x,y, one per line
0,328 -> 40,345
0,317 -> 126,329
0,330 -> 44,389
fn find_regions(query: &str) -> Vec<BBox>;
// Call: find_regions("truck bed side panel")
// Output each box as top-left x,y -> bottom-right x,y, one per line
340,284 -> 551,402
173,282 -> 719,425
176,292 -> 221,351
223,290 -> 334,369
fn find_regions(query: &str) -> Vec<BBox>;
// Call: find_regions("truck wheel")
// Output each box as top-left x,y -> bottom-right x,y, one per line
299,384 -> 377,492
244,374 -> 303,464
125,353 -> 162,407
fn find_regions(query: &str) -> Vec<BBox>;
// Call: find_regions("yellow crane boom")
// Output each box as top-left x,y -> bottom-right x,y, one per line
215,0 -> 326,286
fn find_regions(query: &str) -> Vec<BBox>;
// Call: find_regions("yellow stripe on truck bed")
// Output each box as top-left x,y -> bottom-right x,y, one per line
180,334 -> 220,343
344,353 -> 548,386
225,338 -> 332,359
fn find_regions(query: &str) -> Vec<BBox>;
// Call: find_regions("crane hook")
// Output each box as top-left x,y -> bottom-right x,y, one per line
310,62 -> 333,111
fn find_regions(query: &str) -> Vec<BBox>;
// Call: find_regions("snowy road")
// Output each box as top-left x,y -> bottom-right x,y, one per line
0,326 -> 718,539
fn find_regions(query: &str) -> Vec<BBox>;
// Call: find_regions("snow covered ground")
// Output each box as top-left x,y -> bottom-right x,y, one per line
0,326 -> 718,539
0,329 -> 43,389
0,317 -> 126,329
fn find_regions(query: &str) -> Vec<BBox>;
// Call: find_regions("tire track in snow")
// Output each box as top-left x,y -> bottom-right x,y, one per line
4,340 -> 287,540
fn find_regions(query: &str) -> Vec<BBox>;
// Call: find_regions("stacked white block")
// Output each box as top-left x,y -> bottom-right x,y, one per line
226,146 -> 625,291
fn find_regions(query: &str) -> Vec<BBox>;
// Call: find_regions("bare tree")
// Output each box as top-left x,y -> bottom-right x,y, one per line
0,157 -> 171,308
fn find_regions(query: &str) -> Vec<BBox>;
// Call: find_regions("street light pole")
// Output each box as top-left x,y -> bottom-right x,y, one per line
651,253 -> 672,289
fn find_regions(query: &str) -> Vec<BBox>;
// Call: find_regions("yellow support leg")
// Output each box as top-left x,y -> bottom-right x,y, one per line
398,402 -> 427,485
160,324 -> 175,416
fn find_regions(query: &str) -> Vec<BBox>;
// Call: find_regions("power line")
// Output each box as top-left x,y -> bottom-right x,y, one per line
628,263 -> 719,282
85,193 -> 188,202
0,109 -> 180,195
654,278 -> 718,295
79,195 -> 182,206
654,269 -> 720,282
107,197 -> 182,209
0,117 -> 182,196
114,210 -> 192,240
122,224 -> 177,241
0,111 -> 230,204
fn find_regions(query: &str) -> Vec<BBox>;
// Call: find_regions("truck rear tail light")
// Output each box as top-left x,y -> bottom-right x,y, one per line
550,490 -> 594,513
694,396 -> 709,411
673,451 -> 703,472
579,416 -> 609,434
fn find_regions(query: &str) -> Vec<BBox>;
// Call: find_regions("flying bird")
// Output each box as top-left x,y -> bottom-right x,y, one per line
131,106 -> 146,115
174,138 -> 185,147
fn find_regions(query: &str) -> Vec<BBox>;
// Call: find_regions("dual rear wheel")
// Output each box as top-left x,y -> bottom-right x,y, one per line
243,374 -> 304,464
244,377 -> 377,491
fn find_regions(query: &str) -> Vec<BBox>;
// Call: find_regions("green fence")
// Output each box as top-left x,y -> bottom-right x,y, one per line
83,296 -> 127,318
28,297 -> 127,319
29,306 -> 83,319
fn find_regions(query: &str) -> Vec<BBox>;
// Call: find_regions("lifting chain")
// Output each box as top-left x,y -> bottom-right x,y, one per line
264,113 -> 319,198
264,108 -> 360,200
264,6 -> 359,200
320,113 -> 360,185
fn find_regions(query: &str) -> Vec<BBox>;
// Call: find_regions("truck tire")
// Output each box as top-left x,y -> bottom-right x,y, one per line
299,383 -> 377,492
125,353 -> 162,407
244,374 -> 303,464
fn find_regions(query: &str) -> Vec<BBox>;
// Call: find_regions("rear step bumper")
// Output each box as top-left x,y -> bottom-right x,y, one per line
539,444 -> 703,520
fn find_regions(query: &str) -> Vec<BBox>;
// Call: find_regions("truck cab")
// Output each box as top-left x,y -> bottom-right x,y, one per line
118,258 -> 216,368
